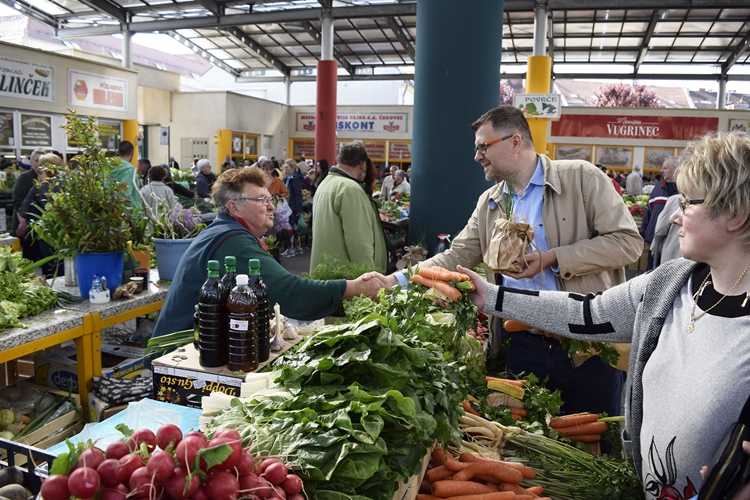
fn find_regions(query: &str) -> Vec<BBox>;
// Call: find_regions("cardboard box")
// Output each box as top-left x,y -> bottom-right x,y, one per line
393,449 -> 431,500
34,343 -> 148,392
152,339 -> 302,408
87,392 -> 128,423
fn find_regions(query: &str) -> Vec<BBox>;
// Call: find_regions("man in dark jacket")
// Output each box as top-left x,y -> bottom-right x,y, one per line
640,156 -> 679,270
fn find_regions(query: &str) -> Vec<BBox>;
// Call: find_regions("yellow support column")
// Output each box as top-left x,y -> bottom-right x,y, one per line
525,56 -> 552,155
123,120 -> 139,164
217,130 -> 232,173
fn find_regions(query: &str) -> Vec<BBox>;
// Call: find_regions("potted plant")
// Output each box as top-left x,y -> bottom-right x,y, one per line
150,201 -> 206,281
31,113 -> 133,297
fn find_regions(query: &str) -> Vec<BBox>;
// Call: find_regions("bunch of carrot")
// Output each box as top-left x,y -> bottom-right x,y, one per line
411,267 -> 475,302
548,413 -> 607,443
417,446 -> 549,500
484,377 -> 527,421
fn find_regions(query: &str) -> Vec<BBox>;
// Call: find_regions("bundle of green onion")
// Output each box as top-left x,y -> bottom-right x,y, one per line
144,329 -> 194,359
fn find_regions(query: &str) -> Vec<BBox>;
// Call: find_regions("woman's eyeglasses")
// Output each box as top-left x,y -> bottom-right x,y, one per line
237,195 -> 273,206
678,197 -> 704,213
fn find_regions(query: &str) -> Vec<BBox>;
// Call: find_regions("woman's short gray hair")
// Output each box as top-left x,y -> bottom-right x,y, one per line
677,130 -> 750,245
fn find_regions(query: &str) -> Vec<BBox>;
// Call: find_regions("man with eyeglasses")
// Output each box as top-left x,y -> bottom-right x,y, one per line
640,156 -> 680,270
377,105 -> 642,424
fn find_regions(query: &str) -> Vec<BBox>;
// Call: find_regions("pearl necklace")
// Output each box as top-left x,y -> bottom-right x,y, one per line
687,262 -> 750,333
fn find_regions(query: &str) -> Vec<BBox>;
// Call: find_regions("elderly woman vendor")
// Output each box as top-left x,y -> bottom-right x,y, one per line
153,168 -> 383,337
460,131 -> 750,500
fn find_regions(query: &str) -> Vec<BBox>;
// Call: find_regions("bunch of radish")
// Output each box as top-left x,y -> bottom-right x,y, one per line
38,423 -> 305,500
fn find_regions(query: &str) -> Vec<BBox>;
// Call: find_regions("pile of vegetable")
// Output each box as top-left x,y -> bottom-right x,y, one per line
0,247 -> 57,331
206,314 -> 467,500
42,423 -> 303,500
378,200 -> 405,221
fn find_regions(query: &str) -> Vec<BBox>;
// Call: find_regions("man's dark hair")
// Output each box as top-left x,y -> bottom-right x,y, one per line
338,142 -> 368,168
470,106 -> 535,149
148,165 -> 167,182
138,158 -> 152,169
118,140 -> 134,157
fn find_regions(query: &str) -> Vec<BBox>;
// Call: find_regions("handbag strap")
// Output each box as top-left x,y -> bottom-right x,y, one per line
740,392 -> 750,427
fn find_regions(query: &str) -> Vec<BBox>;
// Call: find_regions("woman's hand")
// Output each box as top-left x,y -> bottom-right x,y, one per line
699,441 -> 750,500
457,265 -> 488,311
344,273 -> 385,300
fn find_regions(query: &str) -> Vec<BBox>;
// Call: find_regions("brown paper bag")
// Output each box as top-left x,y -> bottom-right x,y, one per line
484,216 -> 535,273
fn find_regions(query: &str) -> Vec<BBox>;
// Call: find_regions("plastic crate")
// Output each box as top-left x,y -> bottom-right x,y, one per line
0,437 -> 56,495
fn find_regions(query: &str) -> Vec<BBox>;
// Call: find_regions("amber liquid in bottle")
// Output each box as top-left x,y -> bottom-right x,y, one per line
226,274 -> 259,372
247,259 -> 271,362
199,260 -> 226,367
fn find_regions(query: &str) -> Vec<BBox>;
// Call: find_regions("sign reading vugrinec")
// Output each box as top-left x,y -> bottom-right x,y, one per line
0,57 -> 55,102
514,94 -> 561,119
68,70 -> 127,112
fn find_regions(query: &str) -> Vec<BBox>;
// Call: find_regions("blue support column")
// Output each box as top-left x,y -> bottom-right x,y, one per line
409,0 -> 504,253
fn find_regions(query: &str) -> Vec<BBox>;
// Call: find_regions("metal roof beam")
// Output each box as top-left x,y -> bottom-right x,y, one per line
55,3 -> 416,38
635,10 -> 659,73
0,0 -> 58,27
302,21 -> 354,75
196,0 -> 222,17
82,0 -> 126,23
221,26 -> 290,77
503,0 -> 749,10
387,17 -> 415,61
722,29 -> 750,73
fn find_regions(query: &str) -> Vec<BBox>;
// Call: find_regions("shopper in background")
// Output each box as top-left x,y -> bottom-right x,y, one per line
606,169 -> 622,194
652,193 -> 683,265
195,159 -> 217,198
376,105 -> 642,421
640,156 -> 680,270
160,164 -> 197,199
391,169 -> 411,199
152,168 -> 384,338
380,165 -> 397,201
364,158 -> 378,198
13,148 -> 44,245
139,165 -> 176,222
113,141 -> 142,208
224,153 -> 237,170
261,160 -> 288,199
281,159 -> 304,257
457,129 -> 750,500
169,156 -> 179,170
310,142 -> 387,273
137,158 -> 151,186
191,157 -> 200,174
626,164 -> 644,196
314,158 -> 330,188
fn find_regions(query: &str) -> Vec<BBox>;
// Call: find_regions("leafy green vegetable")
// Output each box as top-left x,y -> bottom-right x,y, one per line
561,338 -> 621,367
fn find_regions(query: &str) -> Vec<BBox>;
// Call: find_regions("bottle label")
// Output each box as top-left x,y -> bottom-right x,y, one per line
230,319 -> 250,331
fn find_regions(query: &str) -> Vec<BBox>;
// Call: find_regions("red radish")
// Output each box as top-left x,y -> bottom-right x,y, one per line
259,458 -> 282,474
119,453 -> 145,483
129,428 -> 157,453
236,452 -> 255,475
129,466 -> 161,499
163,466 -> 200,499
68,467 -> 101,498
40,474 -> 70,500
77,446 -> 106,470
147,450 -> 176,480
156,423 -> 183,450
254,477 -> 273,499
207,436 -> 242,471
239,472 -> 259,491
189,485 -> 209,500
263,461 -> 288,485
185,430 -> 208,446
205,470 -> 239,500
99,488 -> 128,500
106,441 -> 130,460
287,494 -> 305,500
175,435 -> 205,469
281,474 -> 303,494
97,458 -> 126,488
269,488 -> 287,500
211,428 -> 241,442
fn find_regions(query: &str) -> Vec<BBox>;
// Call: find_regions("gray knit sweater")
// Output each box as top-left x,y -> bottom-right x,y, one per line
484,258 -> 697,480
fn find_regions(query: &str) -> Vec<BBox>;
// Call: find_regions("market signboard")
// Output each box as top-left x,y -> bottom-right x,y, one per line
389,142 -> 411,160
0,112 -> 14,146
363,141 -> 386,159
68,70 -> 127,112
296,112 -> 409,133
0,57 -> 54,102
20,114 -> 51,147
293,141 -> 315,159
514,94 -> 561,118
551,114 -> 718,141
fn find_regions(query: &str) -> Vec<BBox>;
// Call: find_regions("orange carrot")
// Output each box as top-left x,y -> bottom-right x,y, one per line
503,320 -> 533,332
444,459 -> 471,472
432,480 -> 495,497
411,274 -> 462,301
451,461 -> 523,484
432,447 -> 448,466
473,474 -> 501,484
485,377 -> 526,387
485,482 -> 500,492
548,413 -> 599,428
526,486 -> 545,496
416,495 -> 442,500
432,492 -> 514,500
498,461 -> 536,480
463,400 -> 481,416
420,478 -> 433,494
554,421 -> 607,436
512,495 -> 534,500
459,453 -> 480,463
567,434 -> 602,443
500,482 -> 529,495
426,465 -> 453,483
419,266 -> 470,282
510,407 -> 528,417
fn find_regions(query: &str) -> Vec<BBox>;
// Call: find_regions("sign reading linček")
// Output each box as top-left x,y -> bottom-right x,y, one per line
296,112 -> 408,133
69,70 -> 127,112
0,57 -> 54,102
514,94 -> 561,119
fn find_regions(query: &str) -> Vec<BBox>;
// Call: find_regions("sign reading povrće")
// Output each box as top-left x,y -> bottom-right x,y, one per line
514,94 -> 561,118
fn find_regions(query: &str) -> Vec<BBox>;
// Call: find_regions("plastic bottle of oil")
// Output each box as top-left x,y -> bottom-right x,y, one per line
226,274 -> 258,372
247,259 -> 271,362
198,260 -> 226,367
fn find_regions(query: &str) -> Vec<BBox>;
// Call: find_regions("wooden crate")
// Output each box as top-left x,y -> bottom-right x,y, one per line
393,449 -> 431,500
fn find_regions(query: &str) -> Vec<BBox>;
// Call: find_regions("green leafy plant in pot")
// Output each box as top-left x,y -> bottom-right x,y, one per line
31,112 -> 133,297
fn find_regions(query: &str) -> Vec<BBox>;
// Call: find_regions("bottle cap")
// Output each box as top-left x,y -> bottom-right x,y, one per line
236,274 -> 249,285
225,256 -> 236,266
249,259 -> 260,270
208,260 -> 220,270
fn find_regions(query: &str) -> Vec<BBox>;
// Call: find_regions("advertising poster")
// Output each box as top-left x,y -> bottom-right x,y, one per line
69,70 -> 127,112
552,114 -> 717,141
20,114 -> 51,147
0,57 -> 54,102
0,112 -> 14,146
296,112 -> 408,133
